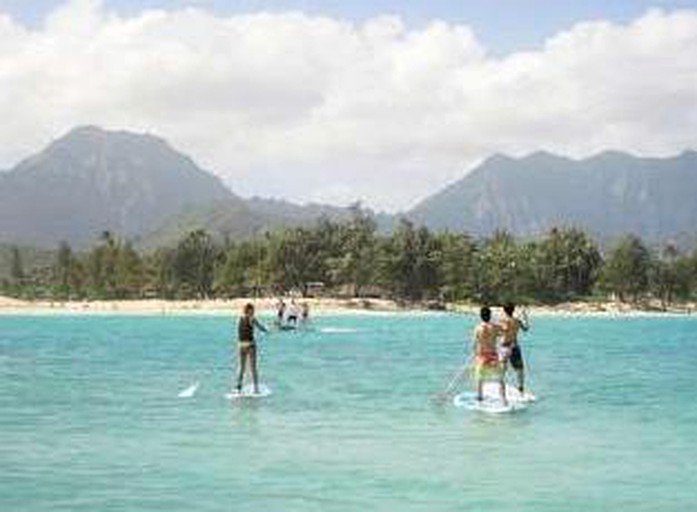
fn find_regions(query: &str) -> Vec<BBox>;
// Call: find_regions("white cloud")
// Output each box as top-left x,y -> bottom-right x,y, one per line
0,1 -> 696,211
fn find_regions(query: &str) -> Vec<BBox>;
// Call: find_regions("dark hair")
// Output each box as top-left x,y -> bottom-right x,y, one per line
503,302 -> 515,316
480,306 -> 491,322
244,303 -> 254,314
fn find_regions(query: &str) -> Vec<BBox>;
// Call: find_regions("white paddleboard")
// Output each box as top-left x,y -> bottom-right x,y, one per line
453,395 -> 520,414
500,383 -> 536,403
319,327 -> 359,334
225,383 -> 272,399
453,383 -> 536,413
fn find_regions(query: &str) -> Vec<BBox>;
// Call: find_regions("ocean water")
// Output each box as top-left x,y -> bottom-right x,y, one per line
1,312 -> 696,511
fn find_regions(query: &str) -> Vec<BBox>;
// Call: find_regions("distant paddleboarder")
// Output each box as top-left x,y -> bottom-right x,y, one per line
236,303 -> 268,394
286,299 -> 300,326
275,299 -> 286,327
498,303 -> 529,393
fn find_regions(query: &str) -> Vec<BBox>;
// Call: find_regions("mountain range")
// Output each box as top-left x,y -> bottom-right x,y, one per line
408,150 -> 697,243
0,127 -> 352,248
143,197 -> 356,249
0,126 -> 695,249
0,126 -> 232,247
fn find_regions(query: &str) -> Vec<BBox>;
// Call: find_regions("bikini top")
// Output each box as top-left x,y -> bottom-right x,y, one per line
238,317 -> 255,342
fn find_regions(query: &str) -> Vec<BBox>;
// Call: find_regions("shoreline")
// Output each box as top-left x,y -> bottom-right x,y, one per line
0,297 -> 404,317
0,296 -> 695,318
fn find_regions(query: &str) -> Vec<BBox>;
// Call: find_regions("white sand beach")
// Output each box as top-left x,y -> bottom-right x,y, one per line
0,296 -> 402,316
1,295 -> 694,317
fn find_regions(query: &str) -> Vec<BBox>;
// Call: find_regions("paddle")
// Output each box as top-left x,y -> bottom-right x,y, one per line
432,355 -> 474,402
520,307 -> 531,332
179,318 -> 274,399
177,380 -> 200,398
177,366 -> 216,399
177,321 -> 271,399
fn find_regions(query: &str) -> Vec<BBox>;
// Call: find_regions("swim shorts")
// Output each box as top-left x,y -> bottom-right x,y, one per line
474,355 -> 502,381
509,345 -> 524,370
498,345 -> 512,359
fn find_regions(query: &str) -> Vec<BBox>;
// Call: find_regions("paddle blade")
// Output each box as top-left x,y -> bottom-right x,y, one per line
178,381 -> 200,398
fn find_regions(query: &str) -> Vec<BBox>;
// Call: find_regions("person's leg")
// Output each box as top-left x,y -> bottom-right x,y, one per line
511,347 -> 525,392
499,373 -> 508,406
249,346 -> 259,393
473,360 -> 483,400
475,363 -> 484,401
516,367 -> 525,393
236,346 -> 248,391
500,358 -> 509,385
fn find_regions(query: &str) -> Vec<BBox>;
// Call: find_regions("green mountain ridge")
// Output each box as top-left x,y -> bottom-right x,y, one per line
407,149 -> 697,243
143,197 -> 377,249
0,126 -> 234,247
2,125 -> 695,251
0,126 -> 377,249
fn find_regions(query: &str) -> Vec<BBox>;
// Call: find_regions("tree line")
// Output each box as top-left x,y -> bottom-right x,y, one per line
3,211 -> 697,308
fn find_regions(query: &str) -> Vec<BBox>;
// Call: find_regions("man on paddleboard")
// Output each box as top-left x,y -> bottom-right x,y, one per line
498,303 -> 529,393
236,303 -> 268,394
473,306 -> 507,405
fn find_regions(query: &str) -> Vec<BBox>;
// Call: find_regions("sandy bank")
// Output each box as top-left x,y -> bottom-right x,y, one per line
0,296 -> 695,317
453,300 -> 697,317
0,296 -> 402,316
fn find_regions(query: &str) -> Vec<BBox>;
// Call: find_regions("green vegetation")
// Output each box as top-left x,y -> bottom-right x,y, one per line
2,216 -> 697,308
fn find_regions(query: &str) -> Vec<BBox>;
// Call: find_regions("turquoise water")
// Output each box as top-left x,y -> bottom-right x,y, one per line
1,313 -> 696,511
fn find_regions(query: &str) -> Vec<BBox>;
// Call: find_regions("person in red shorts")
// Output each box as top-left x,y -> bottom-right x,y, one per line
472,306 -> 507,405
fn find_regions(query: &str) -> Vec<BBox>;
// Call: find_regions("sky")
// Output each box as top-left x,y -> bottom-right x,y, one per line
0,0 -> 696,211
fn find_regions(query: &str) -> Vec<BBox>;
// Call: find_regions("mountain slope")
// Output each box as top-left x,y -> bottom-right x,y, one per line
0,126 -> 234,247
142,197 -> 359,248
408,150 -> 697,241
5,125 -> 693,249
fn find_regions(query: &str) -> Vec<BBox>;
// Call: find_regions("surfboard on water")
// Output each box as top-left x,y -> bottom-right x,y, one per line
453,395 -> 521,414
319,327 -> 359,334
478,382 -> 537,402
453,383 -> 536,413
502,384 -> 536,403
225,383 -> 272,399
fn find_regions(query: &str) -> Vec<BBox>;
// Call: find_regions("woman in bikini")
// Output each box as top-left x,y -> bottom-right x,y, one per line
236,303 -> 268,394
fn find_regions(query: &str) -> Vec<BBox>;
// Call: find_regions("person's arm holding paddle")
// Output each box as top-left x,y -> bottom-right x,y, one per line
253,316 -> 268,335
519,308 -> 530,333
